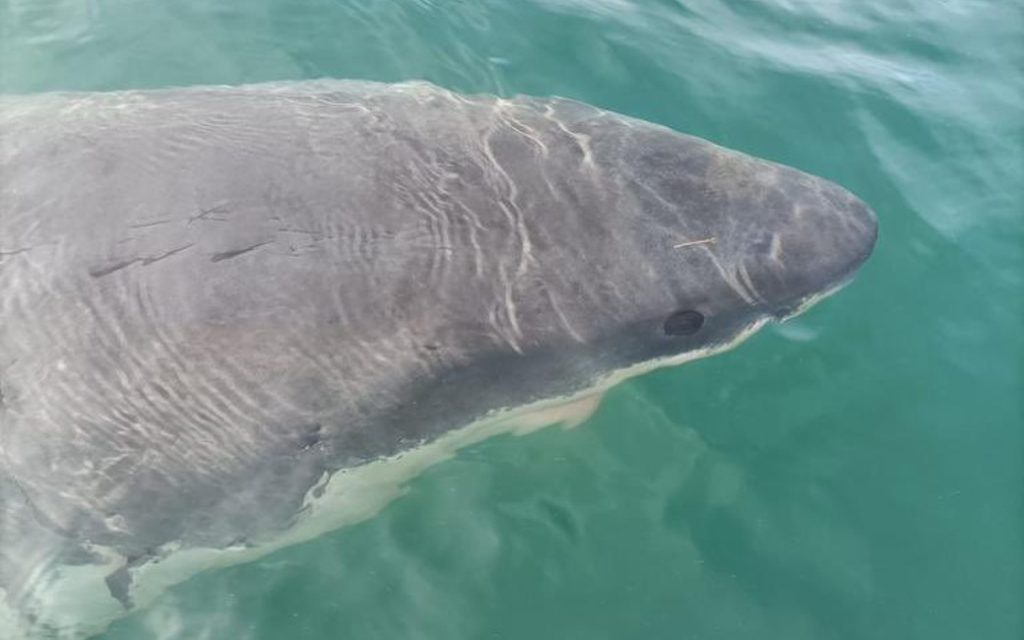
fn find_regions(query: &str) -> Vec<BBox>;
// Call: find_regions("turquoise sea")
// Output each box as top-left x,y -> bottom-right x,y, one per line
1,1 -> 1021,639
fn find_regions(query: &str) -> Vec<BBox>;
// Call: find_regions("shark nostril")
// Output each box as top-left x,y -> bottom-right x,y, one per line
663,310 -> 704,336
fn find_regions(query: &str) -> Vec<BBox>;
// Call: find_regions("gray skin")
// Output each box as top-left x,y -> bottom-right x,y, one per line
0,80 -> 876,631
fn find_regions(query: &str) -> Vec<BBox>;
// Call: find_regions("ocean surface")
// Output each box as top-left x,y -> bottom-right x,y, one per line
1,1 -> 1021,639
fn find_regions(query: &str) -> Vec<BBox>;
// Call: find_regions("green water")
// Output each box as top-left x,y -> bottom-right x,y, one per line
2,1 -> 1021,638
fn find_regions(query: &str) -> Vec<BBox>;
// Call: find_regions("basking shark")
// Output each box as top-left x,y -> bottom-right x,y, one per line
0,80 -> 876,638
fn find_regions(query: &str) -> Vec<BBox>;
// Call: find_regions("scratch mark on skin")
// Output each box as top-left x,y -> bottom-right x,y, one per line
142,243 -> 195,266
0,247 -> 32,262
736,261 -> 766,305
211,242 -> 271,263
496,100 -> 549,158
769,234 -> 784,264
89,260 -> 138,278
544,288 -> 584,343
541,104 -> 596,171
277,227 -> 323,237
130,219 -> 173,229
188,204 -> 231,225
697,246 -> 759,307
88,244 -> 195,278
480,113 -> 533,351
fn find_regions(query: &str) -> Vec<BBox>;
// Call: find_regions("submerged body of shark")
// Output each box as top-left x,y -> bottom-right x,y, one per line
0,80 -> 876,638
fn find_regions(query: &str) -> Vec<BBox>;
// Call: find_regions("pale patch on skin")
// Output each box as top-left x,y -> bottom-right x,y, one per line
497,391 -> 604,434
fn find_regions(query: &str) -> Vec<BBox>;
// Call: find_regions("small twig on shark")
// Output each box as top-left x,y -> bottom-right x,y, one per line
673,237 -> 716,249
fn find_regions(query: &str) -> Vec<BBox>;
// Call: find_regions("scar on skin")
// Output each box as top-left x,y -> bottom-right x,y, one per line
673,237 -> 716,249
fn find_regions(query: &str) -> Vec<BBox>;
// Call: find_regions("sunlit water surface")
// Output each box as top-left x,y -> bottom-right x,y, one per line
1,1 -> 1021,639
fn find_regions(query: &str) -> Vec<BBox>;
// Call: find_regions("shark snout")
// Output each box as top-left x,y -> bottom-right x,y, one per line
745,173 -> 878,317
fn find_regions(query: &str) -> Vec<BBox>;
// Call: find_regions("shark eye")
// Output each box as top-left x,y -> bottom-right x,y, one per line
663,310 -> 704,336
